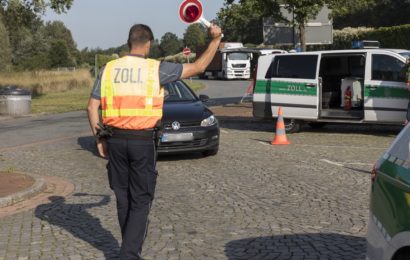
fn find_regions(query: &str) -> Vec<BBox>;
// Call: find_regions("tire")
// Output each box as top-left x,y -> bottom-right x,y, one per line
283,119 -> 302,133
308,122 -> 327,129
203,147 -> 219,157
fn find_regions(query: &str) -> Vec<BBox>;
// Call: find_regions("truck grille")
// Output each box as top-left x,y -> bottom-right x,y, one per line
232,64 -> 246,68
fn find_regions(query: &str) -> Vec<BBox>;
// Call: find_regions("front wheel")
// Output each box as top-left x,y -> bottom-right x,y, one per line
283,119 -> 302,133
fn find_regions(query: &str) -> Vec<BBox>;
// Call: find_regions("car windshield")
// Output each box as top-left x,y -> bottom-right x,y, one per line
164,81 -> 197,102
399,51 -> 410,59
228,53 -> 249,60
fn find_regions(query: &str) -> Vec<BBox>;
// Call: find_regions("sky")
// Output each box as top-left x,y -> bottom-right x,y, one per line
44,0 -> 225,50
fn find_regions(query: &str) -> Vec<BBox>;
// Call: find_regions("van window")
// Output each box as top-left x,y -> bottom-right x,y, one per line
372,54 -> 406,82
266,55 -> 318,79
387,126 -> 410,163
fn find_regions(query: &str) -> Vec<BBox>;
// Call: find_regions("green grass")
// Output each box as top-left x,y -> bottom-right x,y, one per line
31,80 -> 206,114
32,87 -> 92,114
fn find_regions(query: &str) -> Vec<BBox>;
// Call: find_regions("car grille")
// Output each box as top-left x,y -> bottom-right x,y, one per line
163,121 -> 202,130
159,138 -> 208,150
232,64 -> 246,68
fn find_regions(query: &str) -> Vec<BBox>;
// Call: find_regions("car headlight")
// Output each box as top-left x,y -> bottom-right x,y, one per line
201,115 -> 217,127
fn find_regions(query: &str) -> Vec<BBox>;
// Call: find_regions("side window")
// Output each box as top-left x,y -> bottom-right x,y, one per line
372,54 -> 406,82
266,55 -> 318,79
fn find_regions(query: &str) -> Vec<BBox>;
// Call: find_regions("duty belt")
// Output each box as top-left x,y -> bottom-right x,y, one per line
111,127 -> 157,140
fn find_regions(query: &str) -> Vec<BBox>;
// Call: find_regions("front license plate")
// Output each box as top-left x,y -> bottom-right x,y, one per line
161,133 -> 194,142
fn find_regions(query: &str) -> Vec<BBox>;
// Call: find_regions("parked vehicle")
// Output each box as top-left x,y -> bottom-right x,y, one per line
197,42 -> 252,80
157,80 -> 219,156
366,124 -> 410,260
253,49 -> 410,132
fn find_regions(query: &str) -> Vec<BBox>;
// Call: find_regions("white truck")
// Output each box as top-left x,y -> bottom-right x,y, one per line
197,42 -> 252,80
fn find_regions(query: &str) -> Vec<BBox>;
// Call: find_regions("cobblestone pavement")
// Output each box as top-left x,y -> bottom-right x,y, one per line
0,111 -> 402,259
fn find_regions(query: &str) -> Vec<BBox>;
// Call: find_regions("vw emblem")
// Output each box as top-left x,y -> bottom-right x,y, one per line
171,121 -> 181,131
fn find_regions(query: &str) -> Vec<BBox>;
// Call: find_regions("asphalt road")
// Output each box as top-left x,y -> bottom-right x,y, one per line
0,79 -> 404,259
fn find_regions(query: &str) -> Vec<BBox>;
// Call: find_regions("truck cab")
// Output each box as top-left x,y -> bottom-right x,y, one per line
253,49 -> 410,132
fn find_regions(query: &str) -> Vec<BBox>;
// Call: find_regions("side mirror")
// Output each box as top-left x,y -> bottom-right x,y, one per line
199,94 -> 210,102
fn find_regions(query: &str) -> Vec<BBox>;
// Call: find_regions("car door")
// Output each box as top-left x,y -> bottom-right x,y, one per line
264,54 -> 320,119
364,52 -> 408,123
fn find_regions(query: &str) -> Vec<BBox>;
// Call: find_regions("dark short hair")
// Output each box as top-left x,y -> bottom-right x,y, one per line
127,24 -> 154,49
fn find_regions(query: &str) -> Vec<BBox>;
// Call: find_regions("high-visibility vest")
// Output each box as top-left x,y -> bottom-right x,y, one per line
101,56 -> 164,130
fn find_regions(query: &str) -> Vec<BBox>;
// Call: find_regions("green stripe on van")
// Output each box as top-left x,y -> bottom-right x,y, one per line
254,80 -> 317,96
365,85 -> 409,99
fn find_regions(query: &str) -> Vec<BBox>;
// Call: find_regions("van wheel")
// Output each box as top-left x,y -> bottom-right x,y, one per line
284,119 -> 301,133
308,122 -> 327,129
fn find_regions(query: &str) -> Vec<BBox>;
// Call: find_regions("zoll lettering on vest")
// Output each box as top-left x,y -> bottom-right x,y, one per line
101,56 -> 164,130
113,68 -> 144,84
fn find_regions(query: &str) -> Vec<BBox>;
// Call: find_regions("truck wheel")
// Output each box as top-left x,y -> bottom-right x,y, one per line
284,119 -> 302,133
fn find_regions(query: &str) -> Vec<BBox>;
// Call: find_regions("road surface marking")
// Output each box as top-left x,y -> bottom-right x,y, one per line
320,159 -> 344,167
259,141 -> 270,146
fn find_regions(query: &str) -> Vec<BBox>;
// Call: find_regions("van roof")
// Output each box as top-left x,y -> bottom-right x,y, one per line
271,49 -> 410,58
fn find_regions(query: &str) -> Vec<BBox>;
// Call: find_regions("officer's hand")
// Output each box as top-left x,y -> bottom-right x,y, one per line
96,139 -> 108,159
208,24 -> 222,40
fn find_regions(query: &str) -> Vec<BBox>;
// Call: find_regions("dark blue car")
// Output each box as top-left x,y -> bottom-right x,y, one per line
157,80 -> 220,156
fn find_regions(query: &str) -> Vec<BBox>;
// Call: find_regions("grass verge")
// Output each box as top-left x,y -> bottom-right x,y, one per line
31,80 -> 205,114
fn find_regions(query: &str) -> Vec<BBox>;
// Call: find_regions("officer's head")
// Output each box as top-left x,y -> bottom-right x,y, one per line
128,24 -> 154,56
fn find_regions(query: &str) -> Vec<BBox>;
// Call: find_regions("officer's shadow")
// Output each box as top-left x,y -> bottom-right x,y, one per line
35,194 -> 120,259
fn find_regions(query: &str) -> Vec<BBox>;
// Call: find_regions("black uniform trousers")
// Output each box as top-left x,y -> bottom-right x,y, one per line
107,135 -> 158,260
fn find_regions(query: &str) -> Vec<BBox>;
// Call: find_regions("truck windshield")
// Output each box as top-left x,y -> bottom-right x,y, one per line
228,53 -> 249,60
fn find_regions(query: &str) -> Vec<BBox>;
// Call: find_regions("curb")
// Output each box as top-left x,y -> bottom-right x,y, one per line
0,172 -> 46,208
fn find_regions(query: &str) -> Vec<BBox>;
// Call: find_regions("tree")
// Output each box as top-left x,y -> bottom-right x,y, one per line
42,21 -> 77,54
0,0 -> 73,14
0,14 -> 11,70
48,39 -> 74,68
149,39 -> 162,59
159,32 -> 182,57
183,24 -> 207,52
220,0 -> 376,51
218,0 -> 281,44
333,0 -> 410,28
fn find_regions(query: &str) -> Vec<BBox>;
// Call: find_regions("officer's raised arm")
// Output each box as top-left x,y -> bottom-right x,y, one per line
180,24 -> 222,79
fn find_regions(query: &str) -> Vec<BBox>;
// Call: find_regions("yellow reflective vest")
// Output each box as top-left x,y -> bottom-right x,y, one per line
101,56 -> 164,130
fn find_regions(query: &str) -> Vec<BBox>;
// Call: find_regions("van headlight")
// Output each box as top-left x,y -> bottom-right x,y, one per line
201,115 -> 217,127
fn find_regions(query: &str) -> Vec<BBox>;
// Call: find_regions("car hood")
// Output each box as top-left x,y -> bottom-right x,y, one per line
162,101 -> 212,122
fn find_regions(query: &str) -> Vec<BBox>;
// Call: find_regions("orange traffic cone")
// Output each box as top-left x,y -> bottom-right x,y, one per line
271,107 -> 290,145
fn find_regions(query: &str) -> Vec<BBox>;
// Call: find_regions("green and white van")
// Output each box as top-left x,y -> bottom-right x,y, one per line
366,124 -> 410,260
253,49 -> 410,132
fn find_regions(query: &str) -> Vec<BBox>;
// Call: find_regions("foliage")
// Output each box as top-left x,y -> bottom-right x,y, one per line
149,39 -> 162,59
217,0 -> 280,44
333,0 -> 410,29
0,0 -> 73,14
0,14 -> 11,71
183,24 -> 207,52
160,32 -> 182,57
332,25 -> 410,50
48,39 -> 75,68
